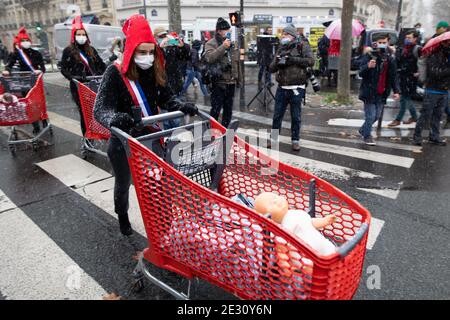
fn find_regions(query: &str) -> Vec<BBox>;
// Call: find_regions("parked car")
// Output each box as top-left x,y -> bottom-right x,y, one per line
31,45 -> 51,64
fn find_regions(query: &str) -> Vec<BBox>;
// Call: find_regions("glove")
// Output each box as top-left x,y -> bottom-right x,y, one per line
179,102 -> 198,116
110,112 -> 134,132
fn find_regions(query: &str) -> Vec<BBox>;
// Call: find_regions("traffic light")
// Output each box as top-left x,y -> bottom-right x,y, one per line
35,22 -> 42,32
229,12 -> 241,27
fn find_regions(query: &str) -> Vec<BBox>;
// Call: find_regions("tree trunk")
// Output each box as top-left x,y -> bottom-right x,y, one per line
337,0 -> 355,102
168,0 -> 182,34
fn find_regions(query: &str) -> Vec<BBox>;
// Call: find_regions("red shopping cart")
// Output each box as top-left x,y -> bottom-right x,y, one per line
73,76 -> 110,159
111,111 -> 371,300
0,72 -> 52,154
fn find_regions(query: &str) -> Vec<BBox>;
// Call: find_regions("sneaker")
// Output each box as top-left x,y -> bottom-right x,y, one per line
403,118 -> 417,125
292,141 -> 300,151
387,120 -> 401,127
363,137 -> 376,146
428,139 -> 447,146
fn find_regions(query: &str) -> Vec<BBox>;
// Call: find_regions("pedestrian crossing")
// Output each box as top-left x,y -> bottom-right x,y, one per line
0,100 -> 426,299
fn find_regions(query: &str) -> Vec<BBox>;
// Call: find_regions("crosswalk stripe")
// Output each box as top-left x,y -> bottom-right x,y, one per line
357,187 -> 401,200
47,111 -> 82,136
328,118 -> 416,130
0,189 -> 107,300
36,154 -> 146,237
238,128 -> 415,169
367,218 -> 385,250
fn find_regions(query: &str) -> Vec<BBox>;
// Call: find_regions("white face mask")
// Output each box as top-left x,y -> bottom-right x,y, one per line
76,36 -> 87,45
21,41 -> 31,49
134,54 -> 154,70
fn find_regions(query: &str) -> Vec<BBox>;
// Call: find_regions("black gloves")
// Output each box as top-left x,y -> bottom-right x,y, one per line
110,112 -> 134,132
179,102 -> 198,116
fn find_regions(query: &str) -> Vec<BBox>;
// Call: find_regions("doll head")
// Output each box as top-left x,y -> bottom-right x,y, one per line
254,192 -> 289,224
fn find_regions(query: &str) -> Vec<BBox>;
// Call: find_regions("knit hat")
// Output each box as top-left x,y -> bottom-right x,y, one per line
121,14 -> 164,74
14,27 -> 31,48
283,24 -> 298,38
216,18 -> 231,31
71,16 -> 89,44
436,21 -> 449,29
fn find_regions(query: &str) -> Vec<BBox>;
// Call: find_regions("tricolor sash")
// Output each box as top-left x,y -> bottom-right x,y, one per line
79,51 -> 94,75
16,47 -> 35,72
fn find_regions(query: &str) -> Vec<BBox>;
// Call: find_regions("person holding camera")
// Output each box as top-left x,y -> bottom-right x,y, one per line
358,34 -> 400,146
268,24 -> 314,152
203,17 -> 240,128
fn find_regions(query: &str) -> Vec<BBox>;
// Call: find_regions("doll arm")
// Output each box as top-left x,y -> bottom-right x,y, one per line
311,215 -> 336,230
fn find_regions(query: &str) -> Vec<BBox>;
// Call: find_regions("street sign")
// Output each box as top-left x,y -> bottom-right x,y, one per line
139,9 -> 145,15
286,16 -> 293,24
253,14 -> 273,24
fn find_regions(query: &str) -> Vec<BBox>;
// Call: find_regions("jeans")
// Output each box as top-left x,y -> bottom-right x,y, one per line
181,68 -> 209,96
160,108 -> 181,130
258,64 -> 271,84
272,87 -> 304,142
414,92 -> 448,142
210,83 -> 235,128
108,136 -> 131,217
359,99 -> 384,139
445,91 -> 450,120
395,95 -> 418,121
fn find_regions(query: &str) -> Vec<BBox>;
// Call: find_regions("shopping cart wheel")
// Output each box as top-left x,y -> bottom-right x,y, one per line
32,142 -> 39,152
9,145 -> 17,156
131,270 -> 145,293
81,148 -> 88,160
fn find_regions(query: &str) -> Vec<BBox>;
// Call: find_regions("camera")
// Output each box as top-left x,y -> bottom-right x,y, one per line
278,56 -> 287,67
307,68 -> 321,92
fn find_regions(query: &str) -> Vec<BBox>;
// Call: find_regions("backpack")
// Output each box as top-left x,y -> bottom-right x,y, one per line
198,45 -> 223,86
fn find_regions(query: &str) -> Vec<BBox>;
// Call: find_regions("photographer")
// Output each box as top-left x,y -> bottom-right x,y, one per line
358,33 -> 400,146
203,17 -> 240,128
268,24 -> 314,151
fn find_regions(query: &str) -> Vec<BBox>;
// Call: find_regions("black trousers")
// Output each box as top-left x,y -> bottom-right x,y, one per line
70,81 -> 87,136
107,136 -> 131,217
210,83 -> 235,128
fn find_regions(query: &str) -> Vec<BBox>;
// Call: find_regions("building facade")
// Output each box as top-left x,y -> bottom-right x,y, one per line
0,0 -> 117,53
353,0 -> 399,29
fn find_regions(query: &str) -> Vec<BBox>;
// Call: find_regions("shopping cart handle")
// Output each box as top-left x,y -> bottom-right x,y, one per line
336,223 -> 369,258
141,111 -> 185,126
85,76 -> 103,81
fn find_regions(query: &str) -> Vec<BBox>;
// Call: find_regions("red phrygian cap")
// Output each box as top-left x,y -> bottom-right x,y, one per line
121,14 -> 164,75
71,16 -> 89,44
14,27 -> 31,47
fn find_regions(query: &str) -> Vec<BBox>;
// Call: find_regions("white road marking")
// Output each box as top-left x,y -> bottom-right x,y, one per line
328,118 -> 417,130
0,189 -> 107,300
47,111 -> 81,136
357,188 -> 401,200
366,218 -> 385,250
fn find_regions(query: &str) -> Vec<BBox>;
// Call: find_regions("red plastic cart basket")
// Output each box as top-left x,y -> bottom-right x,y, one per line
74,76 -> 110,158
0,72 -> 52,154
111,111 -> 371,300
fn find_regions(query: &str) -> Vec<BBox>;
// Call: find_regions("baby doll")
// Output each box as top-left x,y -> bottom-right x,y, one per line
0,93 -> 18,105
254,192 -> 337,256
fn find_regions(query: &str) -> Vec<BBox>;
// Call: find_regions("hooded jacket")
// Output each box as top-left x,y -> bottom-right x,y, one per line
425,47 -> 450,92
396,44 -> 421,96
269,38 -> 314,86
5,27 -> 45,73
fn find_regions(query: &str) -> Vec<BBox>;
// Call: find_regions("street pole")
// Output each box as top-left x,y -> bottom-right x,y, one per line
239,0 -> 246,108
395,0 -> 403,31
143,0 -> 147,19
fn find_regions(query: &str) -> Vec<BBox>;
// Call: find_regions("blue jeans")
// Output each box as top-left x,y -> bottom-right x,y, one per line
395,95 -> 418,121
161,109 -> 181,130
181,68 -> 209,96
272,87 -> 304,142
359,100 -> 384,139
445,91 -> 450,119
414,92 -> 448,141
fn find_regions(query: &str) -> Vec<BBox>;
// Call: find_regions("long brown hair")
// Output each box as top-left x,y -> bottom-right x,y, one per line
124,47 -> 166,87
69,30 -> 96,62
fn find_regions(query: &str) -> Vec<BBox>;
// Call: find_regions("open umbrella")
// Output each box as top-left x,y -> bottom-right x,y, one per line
324,19 -> 365,40
421,31 -> 450,56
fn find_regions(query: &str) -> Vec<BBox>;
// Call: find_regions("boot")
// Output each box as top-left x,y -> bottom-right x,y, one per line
387,120 -> 401,127
118,213 -> 133,236
403,118 -> 417,125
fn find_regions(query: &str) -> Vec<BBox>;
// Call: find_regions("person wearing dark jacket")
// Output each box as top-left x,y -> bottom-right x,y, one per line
60,16 -> 106,136
413,39 -> 450,146
203,17 -> 240,128
269,24 -> 314,151
2,27 -> 46,134
181,40 -> 209,96
257,27 -> 275,87
93,15 -> 198,236
388,31 -> 421,127
358,34 -> 400,146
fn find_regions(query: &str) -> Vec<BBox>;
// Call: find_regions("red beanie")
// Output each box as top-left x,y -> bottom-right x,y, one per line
71,16 -> 89,44
121,14 -> 164,75
14,27 -> 31,48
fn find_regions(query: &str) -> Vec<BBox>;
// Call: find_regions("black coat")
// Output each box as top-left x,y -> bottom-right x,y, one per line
5,48 -> 46,73
93,64 -> 185,137
396,45 -> 420,96
163,44 -> 190,95
425,48 -> 450,91
358,52 -> 400,104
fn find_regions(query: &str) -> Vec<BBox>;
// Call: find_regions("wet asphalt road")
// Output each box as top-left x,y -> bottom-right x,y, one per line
0,69 -> 449,300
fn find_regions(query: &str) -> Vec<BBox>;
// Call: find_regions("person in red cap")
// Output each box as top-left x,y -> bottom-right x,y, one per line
60,16 -> 106,136
2,27 -> 46,134
93,14 -> 198,236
